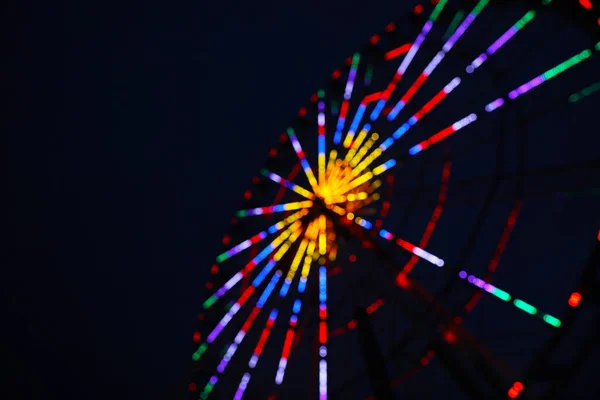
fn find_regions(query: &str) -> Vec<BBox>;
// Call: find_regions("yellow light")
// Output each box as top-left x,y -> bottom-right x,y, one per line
344,128 -> 368,162
347,212 -> 355,220
349,132 -> 379,167
285,238 -> 308,281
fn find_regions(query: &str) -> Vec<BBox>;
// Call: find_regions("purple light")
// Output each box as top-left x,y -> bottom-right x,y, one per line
459,270 -> 467,279
444,13 -> 476,52
487,27 -> 517,55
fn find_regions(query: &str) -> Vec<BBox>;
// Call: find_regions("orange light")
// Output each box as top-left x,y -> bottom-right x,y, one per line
568,292 -> 582,307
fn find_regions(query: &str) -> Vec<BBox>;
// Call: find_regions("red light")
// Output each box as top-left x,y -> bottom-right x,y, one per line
579,0 -> 593,10
331,69 -> 341,79
513,382 -> 524,391
420,357 -> 429,366
222,234 -> 230,245
244,190 -> 252,200
349,254 -> 356,262
211,264 -> 218,274
431,0 -> 440,4
367,306 -> 374,314
197,313 -> 204,321
205,282 -> 213,289
298,107 -> 307,117
597,17 -> 600,26
193,331 -> 201,342
443,330 -> 456,344
385,22 -> 396,32
345,56 -> 352,66
414,4 -> 424,14
279,133 -> 287,142
370,34 -> 380,44
508,388 -> 519,398
268,147 -> 277,157
319,322 -> 327,343
568,292 -> 582,307
348,319 -> 357,329
188,383 -> 197,392
252,176 -> 260,184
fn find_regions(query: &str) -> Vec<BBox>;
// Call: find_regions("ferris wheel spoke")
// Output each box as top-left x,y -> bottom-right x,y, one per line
233,308 -> 279,400
385,0 -> 491,121
216,210 -> 308,263
235,200 -> 313,218
408,47 -> 596,155
199,270 -> 284,399
333,53 -> 361,145
286,127 -> 319,190
202,221 -> 303,310
260,169 -> 315,200
366,0 -> 449,123
458,270 -> 562,328
350,216 -> 445,268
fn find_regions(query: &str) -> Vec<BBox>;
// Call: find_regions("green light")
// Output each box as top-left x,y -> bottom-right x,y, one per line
317,89 -> 325,99
364,64 -> 374,84
543,50 -> 590,80
216,254 -> 226,263
515,10 -> 536,30
200,392 -> 208,400
473,0 -> 492,16
205,383 -> 215,393
443,10 -> 464,40
542,0 -> 553,5
429,0 -> 448,22
514,299 -> 537,315
236,210 -> 247,217
192,343 -> 208,361
543,314 -> 561,328
569,94 -> 580,103
351,53 -> 360,68
203,296 -> 217,309
595,42 -> 600,51
568,81 -> 600,103
492,288 -> 511,302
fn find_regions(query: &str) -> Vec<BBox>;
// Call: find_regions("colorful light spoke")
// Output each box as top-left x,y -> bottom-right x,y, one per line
387,0 -> 489,120
318,266 -> 328,399
287,127 -> 319,189
368,0 -> 448,122
236,200 -> 313,217
443,10 -> 464,40
466,11 -> 536,73
334,53 -> 361,145
260,169 -> 315,199
508,49 -> 593,99
459,271 -> 561,327
408,113 -> 477,155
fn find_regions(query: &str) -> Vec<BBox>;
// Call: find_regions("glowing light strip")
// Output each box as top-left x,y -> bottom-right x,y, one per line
203,221 -> 303,309
467,11 -> 536,74
260,169 -> 315,199
318,97 -> 326,183
334,53 -> 360,145
200,271 -> 284,398
485,98 -> 504,112
235,309 -> 278,399
458,271 -> 561,327
318,265 -> 328,399
387,0 -> 490,119
280,238 -> 308,297
349,132 -> 379,167
287,127 -> 319,189
275,297 -> 305,385
298,242 -> 315,293
408,113 -> 477,155
236,200 -> 313,217
368,0 -> 448,121
508,49 -> 593,99
344,124 -> 371,162
569,81 -> 600,103
355,217 -> 445,266
384,43 -> 412,61
216,210 -> 307,263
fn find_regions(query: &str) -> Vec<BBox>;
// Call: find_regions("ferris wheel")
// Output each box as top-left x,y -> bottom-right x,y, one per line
187,1 -> 600,399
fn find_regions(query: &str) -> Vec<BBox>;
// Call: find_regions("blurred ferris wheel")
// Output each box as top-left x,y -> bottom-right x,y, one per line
187,1 -> 600,399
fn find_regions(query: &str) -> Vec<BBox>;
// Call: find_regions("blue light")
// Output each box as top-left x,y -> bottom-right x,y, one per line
387,101 -> 405,121
349,104 -> 366,134
408,116 -> 418,126
293,300 -> 302,314
392,123 -> 410,139
333,130 -> 343,144
369,100 -> 386,121
380,137 -> 394,150
408,144 -> 422,155
252,260 -> 277,287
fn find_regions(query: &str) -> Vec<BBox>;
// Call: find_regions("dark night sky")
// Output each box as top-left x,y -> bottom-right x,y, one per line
10,1 -> 418,398
8,1 -> 600,399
